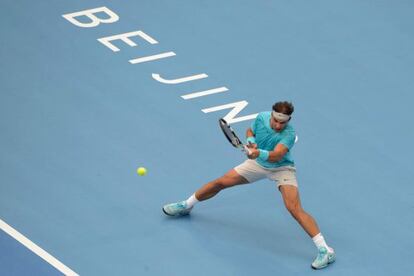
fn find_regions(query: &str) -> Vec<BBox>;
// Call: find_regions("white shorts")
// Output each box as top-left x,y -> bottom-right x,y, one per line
234,159 -> 298,188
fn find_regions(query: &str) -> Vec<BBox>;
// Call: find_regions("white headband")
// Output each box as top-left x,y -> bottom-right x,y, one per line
272,111 -> 291,122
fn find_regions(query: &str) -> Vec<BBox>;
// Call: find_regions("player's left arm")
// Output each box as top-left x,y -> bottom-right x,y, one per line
267,143 -> 289,162
265,132 -> 295,162
247,133 -> 294,161
247,143 -> 288,161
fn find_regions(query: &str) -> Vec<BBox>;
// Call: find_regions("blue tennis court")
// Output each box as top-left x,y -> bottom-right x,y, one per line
1,1 -> 414,275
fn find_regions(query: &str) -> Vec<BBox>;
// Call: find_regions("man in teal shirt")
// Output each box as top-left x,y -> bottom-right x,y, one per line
163,101 -> 336,270
249,111 -> 296,168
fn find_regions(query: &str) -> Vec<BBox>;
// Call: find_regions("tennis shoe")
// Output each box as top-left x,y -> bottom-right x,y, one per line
311,247 -> 336,270
162,201 -> 193,217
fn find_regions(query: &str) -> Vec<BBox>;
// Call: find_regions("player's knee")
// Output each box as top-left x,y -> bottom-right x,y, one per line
212,180 -> 227,191
214,177 -> 235,190
285,202 -> 301,218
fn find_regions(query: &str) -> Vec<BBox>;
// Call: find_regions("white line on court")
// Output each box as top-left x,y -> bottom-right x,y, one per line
129,51 -> 176,64
0,218 -> 79,276
181,87 -> 229,100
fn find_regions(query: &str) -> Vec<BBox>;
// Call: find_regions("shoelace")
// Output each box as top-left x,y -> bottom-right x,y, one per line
316,249 -> 327,262
175,202 -> 186,209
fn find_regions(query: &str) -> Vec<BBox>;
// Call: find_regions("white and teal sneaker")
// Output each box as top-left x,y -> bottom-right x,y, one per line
162,201 -> 193,217
311,247 -> 336,270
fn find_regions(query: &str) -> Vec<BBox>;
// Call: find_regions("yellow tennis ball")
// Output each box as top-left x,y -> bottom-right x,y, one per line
137,167 -> 147,176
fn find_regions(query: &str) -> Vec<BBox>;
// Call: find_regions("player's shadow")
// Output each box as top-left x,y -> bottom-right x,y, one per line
167,211 -> 311,262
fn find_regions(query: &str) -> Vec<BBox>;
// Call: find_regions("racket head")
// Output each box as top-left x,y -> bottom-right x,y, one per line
219,118 -> 243,148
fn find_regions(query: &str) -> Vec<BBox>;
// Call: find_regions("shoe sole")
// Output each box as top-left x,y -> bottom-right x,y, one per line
311,257 -> 335,270
311,264 -> 327,270
162,207 -> 174,216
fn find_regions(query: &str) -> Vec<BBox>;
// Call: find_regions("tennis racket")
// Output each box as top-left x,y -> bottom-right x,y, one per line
219,118 -> 252,155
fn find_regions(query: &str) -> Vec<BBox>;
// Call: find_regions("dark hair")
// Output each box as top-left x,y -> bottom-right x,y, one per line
272,101 -> 294,115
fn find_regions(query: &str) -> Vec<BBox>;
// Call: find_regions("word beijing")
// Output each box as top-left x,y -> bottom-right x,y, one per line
62,6 -> 258,124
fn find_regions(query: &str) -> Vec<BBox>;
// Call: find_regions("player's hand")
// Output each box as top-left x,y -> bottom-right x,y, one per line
247,148 -> 260,159
247,142 -> 257,149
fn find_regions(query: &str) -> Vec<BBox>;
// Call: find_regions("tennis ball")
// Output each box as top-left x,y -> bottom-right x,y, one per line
137,167 -> 147,176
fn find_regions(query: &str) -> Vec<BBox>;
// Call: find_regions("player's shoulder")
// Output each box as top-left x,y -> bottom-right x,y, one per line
256,111 -> 271,121
283,123 -> 296,134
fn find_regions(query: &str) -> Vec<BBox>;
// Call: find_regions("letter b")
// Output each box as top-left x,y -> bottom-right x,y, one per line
62,6 -> 119,28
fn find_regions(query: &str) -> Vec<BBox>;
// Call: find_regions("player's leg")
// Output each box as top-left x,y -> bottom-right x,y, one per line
279,185 -> 335,269
279,185 -> 320,237
162,169 -> 249,217
163,159 -> 265,217
195,169 -> 249,201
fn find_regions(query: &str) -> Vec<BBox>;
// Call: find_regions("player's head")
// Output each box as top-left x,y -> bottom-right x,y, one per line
271,101 -> 294,132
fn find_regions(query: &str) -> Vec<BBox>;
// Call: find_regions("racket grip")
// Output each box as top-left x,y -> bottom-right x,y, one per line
243,145 -> 252,155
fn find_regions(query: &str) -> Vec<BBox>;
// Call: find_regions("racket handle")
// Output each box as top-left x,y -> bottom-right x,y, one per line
243,145 -> 252,155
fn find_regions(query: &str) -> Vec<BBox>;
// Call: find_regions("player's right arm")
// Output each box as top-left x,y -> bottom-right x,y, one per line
246,113 -> 261,149
246,128 -> 258,150
246,128 -> 255,139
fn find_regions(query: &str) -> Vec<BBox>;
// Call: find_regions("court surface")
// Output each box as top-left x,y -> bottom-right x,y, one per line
1,1 -> 414,275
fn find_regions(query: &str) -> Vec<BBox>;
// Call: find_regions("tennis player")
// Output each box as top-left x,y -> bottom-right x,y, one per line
163,101 -> 335,269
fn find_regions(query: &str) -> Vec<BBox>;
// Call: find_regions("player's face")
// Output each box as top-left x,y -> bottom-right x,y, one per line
271,116 -> 288,132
